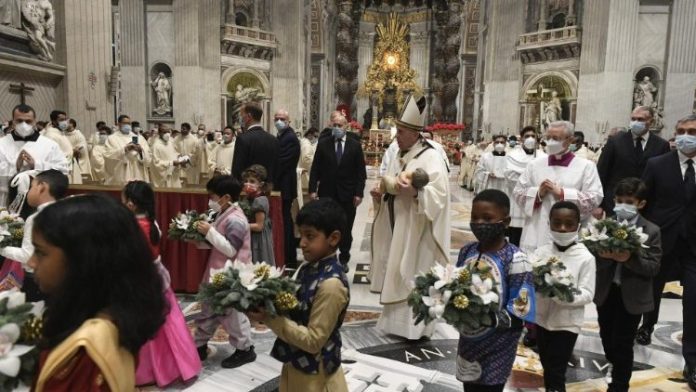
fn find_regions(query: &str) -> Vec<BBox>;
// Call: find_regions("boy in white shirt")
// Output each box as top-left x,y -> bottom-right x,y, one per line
1,169 -> 68,301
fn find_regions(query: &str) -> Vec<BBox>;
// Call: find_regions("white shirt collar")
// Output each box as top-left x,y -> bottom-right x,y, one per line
634,131 -> 650,143
678,150 -> 695,164
37,201 -> 54,211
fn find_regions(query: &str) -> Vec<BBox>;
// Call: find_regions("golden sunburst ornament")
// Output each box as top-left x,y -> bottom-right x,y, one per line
453,295 -> 470,310
613,229 -> 628,240
458,269 -> 470,283
274,292 -> 299,312
254,264 -> 271,280
211,272 -> 226,288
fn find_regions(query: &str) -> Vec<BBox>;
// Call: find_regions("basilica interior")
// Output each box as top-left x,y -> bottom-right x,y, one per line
0,0 -> 694,391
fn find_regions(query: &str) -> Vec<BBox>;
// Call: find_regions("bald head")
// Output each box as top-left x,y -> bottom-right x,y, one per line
274,109 -> 290,122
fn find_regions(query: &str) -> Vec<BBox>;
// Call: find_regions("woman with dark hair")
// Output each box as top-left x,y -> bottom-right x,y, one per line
122,181 -> 201,387
29,194 -> 166,391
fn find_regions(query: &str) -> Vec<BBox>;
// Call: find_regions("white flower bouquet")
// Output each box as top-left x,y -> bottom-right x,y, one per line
0,289 -> 43,390
407,262 -> 500,334
197,261 -> 299,316
167,210 -> 213,242
581,218 -> 649,255
532,256 -> 580,303
0,210 -> 24,249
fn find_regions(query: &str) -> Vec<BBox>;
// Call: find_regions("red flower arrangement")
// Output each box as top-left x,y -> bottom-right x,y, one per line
348,120 -> 364,133
425,122 -> 466,132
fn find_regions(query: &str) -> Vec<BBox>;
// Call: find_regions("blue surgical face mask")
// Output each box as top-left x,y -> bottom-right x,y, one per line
332,127 -> 346,140
629,120 -> 648,137
508,141 -> 517,148
613,203 -> 639,221
676,134 -> 696,155
120,124 -> 132,134
58,121 -> 68,131
569,144 -> 578,152
274,120 -> 286,131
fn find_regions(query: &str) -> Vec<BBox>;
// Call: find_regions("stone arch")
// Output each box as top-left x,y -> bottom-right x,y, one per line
220,67 -> 270,97
519,70 -> 578,130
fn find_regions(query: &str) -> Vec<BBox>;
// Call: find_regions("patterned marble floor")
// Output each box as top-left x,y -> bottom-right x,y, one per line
145,167 -> 688,392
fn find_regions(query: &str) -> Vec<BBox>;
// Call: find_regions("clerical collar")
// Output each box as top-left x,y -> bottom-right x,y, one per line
11,131 -> 40,142
523,148 -> 535,155
548,151 -> 575,167
493,151 -> 506,156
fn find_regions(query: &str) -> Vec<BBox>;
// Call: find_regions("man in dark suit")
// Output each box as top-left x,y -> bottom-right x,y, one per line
273,109 -> 300,268
309,113 -> 367,271
231,102 -> 279,183
318,110 -> 361,144
641,114 -> 696,389
597,106 -> 670,214
594,178 -> 661,392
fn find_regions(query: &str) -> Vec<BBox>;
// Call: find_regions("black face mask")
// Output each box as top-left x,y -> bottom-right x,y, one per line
470,221 -> 507,244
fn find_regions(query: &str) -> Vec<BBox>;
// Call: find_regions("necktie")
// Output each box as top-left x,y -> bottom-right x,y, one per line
635,137 -> 644,159
686,159 -> 695,200
336,139 -> 343,164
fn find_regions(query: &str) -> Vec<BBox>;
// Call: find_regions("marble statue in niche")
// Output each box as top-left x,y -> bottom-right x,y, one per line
21,0 -> 55,61
543,90 -> 562,124
151,72 -> 172,116
634,76 -> 658,108
0,0 -> 21,28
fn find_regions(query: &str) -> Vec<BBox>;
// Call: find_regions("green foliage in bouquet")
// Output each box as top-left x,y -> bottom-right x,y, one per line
237,198 -> 255,222
197,261 -> 299,317
0,210 -> 24,249
407,262 -> 500,334
532,256 -> 580,303
0,290 -> 42,391
581,218 -> 648,255
167,210 -> 212,242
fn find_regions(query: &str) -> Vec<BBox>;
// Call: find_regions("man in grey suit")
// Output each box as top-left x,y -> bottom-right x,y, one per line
593,177 -> 662,392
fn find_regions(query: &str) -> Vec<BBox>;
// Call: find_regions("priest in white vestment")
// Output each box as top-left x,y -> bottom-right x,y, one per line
210,127 -> 235,176
174,123 -> 201,186
474,134 -> 509,194
64,119 -> 91,183
504,127 -> 547,246
0,104 -> 69,207
90,128 -> 109,184
150,125 -> 182,188
103,115 -> 151,185
513,121 -> 603,253
369,96 -> 451,340
42,111 -> 74,180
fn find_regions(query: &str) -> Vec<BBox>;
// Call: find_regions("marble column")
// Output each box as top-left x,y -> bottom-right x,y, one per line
356,23 -> 374,122
119,0 -> 147,124
663,0 -> 696,130
567,0 -> 576,25
226,0 -> 235,24
252,0 -> 261,28
53,0 -> 114,134
538,0 -> 547,31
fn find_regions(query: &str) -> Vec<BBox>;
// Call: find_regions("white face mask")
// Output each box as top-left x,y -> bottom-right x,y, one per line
494,143 -> 506,153
550,230 -> 578,247
14,122 -> 34,137
523,137 -> 536,150
120,124 -> 132,134
613,203 -> 639,221
545,138 -> 565,155
98,134 -> 107,144
161,133 -> 170,142
208,198 -> 222,213
58,120 -> 68,131
197,130 -> 205,137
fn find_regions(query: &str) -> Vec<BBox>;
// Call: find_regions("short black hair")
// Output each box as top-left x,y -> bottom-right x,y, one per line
206,175 -> 242,202
223,125 -> 234,132
296,198 -> 347,238
305,127 -> 319,137
550,201 -> 580,223
508,135 -> 518,141
34,169 -> 69,200
181,123 -> 191,131
473,189 -> 510,216
614,177 -> 648,201
242,102 -> 263,121
96,121 -> 106,129
520,125 -> 537,137
573,131 -> 585,143
117,114 -> 130,124
68,118 -> 77,128
132,121 -> 141,128
493,134 -> 507,142
50,110 -> 66,122
12,103 -> 35,119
